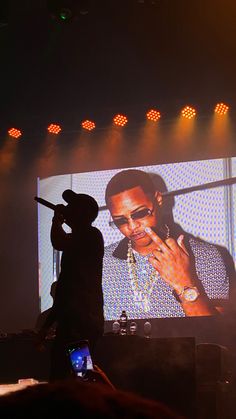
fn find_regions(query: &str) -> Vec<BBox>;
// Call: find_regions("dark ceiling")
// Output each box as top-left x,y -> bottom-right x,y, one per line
0,0 -> 236,135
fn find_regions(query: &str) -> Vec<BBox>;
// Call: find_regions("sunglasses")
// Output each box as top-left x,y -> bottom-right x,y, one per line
109,205 -> 155,229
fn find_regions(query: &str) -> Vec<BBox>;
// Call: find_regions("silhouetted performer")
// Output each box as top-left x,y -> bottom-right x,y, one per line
38,190 -> 104,380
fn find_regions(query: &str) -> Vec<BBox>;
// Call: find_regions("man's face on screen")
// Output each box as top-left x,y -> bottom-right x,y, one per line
108,186 -> 163,251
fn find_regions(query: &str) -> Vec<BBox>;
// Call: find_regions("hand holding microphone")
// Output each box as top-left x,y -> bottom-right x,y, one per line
34,190 -> 85,226
53,204 -> 67,224
34,189 -> 76,210
34,197 -> 67,224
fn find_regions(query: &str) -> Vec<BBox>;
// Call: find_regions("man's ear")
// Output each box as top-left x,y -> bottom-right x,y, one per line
154,191 -> 163,207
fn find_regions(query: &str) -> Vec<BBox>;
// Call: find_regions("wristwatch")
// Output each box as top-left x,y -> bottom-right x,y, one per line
173,286 -> 200,303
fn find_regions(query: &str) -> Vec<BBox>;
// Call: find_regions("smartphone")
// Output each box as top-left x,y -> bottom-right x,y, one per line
67,340 -> 94,377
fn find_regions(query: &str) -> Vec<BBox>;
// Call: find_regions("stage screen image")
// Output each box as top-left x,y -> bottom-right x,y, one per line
37,157 -> 236,323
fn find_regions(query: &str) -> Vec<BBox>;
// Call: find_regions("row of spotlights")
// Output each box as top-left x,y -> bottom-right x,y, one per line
7,103 -> 230,138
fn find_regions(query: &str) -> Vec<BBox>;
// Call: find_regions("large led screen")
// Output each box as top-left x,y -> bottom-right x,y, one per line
37,157 -> 236,322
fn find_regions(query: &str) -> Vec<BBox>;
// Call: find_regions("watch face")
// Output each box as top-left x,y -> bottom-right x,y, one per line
183,287 -> 199,302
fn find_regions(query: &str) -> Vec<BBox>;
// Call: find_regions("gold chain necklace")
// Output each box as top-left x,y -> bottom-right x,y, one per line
127,225 -> 170,313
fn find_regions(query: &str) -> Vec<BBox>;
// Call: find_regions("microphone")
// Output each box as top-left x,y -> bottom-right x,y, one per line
35,190 -> 75,210
34,197 -> 56,211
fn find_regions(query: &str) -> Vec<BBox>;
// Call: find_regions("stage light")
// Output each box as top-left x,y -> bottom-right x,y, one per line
8,128 -> 22,139
181,106 -> 196,119
81,120 -> 96,131
113,114 -> 128,127
47,0 -> 89,22
146,109 -> 161,122
59,8 -> 72,20
47,124 -> 62,134
215,103 -> 229,115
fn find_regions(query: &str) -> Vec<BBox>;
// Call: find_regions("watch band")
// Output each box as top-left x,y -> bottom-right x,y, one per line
172,289 -> 182,303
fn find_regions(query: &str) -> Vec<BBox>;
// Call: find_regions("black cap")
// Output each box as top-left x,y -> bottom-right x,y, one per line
62,190 -> 99,223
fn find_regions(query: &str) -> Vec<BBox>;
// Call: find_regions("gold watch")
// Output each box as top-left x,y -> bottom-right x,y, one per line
180,287 -> 200,302
173,286 -> 200,303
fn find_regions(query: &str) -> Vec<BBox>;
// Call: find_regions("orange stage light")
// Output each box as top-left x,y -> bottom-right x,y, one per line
113,114 -> 128,127
214,103 -> 229,115
47,124 -> 61,134
181,106 -> 196,119
146,109 -> 161,122
81,120 -> 96,131
8,128 -> 22,139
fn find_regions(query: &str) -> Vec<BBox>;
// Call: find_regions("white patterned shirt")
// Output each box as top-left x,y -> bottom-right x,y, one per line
102,234 -> 230,320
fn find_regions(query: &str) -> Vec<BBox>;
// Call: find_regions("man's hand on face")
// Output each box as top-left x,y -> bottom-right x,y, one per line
144,227 -> 196,294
